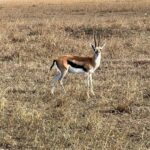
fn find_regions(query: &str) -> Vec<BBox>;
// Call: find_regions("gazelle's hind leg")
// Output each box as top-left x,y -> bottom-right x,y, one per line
59,69 -> 68,93
51,72 -> 61,94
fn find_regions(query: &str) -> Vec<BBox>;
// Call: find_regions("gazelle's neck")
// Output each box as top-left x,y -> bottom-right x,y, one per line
89,53 -> 101,73
93,52 -> 101,69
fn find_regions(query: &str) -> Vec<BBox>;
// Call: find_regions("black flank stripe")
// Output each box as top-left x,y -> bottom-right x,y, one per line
67,60 -> 87,72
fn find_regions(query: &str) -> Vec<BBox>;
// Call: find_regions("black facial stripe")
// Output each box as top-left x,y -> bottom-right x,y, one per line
67,60 -> 87,72
95,50 -> 98,53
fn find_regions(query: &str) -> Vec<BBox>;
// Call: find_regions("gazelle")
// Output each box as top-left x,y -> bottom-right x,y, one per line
50,34 -> 106,98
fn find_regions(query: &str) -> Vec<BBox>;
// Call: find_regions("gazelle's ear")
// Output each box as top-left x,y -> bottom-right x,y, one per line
100,42 -> 106,50
90,43 -> 95,51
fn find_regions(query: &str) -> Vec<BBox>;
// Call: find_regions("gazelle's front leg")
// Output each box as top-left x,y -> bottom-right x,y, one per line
89,74 -> 95,95
86,73 -> 90,98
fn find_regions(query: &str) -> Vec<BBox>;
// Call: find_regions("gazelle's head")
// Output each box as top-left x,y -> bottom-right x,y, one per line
90,33 -> 106,57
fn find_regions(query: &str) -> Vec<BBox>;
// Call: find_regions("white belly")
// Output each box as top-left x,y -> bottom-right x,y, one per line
68,66 -> 85,73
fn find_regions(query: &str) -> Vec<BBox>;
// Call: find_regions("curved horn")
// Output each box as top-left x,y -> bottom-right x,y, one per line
98,34 -> 100,46
93,32 -> 97,47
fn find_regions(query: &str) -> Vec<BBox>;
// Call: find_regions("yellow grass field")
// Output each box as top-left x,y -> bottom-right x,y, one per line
0,0 -> 150,149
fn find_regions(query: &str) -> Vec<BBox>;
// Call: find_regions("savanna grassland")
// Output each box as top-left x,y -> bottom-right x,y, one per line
0,0 -> 150,149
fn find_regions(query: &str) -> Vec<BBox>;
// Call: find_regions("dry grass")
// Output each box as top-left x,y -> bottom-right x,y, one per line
0,0 -> 150,149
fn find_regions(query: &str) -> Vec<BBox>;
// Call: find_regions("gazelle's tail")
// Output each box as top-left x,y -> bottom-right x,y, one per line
50,60 -> 56,70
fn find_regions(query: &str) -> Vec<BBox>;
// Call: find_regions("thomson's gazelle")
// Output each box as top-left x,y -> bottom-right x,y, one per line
50,34 -> 106,97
